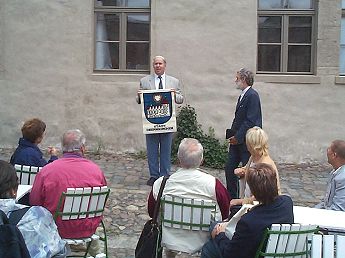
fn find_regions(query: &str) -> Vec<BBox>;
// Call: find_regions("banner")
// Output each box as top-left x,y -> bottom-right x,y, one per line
140,89 -> 176,134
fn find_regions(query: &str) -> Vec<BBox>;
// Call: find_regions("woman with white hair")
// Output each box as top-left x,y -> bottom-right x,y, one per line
230,126 -> 281,207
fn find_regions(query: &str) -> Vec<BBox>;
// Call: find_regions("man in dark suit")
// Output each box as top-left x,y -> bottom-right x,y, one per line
201,163 -> 294,258
137,56 -> 184,186
225,68 -> 262,198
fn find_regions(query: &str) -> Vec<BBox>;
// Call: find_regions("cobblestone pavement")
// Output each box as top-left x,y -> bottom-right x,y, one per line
0,149 -> 332,258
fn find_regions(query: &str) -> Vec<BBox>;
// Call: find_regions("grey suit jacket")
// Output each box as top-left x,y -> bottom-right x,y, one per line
316,165 -> 345,211
136,74 -> 183,104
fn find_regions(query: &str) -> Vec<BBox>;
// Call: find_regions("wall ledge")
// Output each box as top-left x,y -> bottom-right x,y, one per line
256,74 -> 321,84
335,76 -> 345,85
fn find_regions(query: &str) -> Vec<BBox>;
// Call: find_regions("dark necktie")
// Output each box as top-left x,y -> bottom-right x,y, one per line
158,75 -> 163,89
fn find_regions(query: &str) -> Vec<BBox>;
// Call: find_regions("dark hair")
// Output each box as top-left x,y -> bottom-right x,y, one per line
246,163 -> 278,204
0,160 -> 19,199
21,118 -> 46,143
332,140 -> 345,160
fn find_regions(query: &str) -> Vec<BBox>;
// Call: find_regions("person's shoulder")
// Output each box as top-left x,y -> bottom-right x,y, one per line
166,74 -> 179,82
23,206 -> 53,220
277,195 -> 293,207
140,74 -> 153,81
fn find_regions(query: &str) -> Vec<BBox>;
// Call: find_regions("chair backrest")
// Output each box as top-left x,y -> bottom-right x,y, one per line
311,234 -> 345,258
160,195 -> 217,231
14,164 -> 42,185
255,223 -> 318,258
54,186 -> 110,221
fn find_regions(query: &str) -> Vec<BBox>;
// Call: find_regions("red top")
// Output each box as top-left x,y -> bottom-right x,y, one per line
30,153 -> 107,238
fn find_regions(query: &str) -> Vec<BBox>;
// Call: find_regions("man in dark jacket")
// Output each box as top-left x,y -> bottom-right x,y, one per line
201,163 -> 294,258
225,68 -> 262,198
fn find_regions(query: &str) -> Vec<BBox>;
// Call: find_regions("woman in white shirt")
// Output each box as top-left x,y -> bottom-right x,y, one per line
230,126 -> 281,207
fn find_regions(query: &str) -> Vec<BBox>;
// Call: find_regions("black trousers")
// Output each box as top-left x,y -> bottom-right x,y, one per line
224,143 -> 250,199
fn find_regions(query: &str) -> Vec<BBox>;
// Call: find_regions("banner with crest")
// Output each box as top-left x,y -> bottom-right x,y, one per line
139,89 -> 176,134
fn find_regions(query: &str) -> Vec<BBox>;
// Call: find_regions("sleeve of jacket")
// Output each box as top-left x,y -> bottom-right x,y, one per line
174,79 -> 184,104
235,92 -> 262,144
329,173 -> 345,211
136,79 -> 144,104
214,218 -> 257,258
215,179 -> 230,220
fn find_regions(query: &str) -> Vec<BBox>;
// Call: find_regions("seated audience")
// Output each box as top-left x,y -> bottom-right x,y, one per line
10,118 -> 58,167
147,138 -> 230,257
201,163 -> 294,258
315,140 -> 345,211
230,126 -> 281,207
29,129 -> 107,255
0,160 -> 67,258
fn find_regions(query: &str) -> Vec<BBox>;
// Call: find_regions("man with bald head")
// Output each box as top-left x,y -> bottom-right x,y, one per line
315,140 -> 345,211
30,129 -> 107,239
137,55 -> 184,186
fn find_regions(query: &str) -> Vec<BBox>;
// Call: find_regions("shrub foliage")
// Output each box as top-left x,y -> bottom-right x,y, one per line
172,105 -> 228,169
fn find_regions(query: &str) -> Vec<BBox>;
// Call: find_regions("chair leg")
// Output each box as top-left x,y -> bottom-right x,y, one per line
84,241 -> 92,258
100,220 -> 108,258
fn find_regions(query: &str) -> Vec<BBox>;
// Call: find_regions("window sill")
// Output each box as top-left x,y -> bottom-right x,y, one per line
255,74 -> 321,84
335,76 -> 345,85
89,72 -> 148,82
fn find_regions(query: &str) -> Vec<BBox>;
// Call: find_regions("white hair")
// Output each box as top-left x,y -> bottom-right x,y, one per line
62,129 -> 86,153
177,138 -> 203,169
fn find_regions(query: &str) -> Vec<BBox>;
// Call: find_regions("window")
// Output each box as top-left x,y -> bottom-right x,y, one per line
257,0 -> 315,74
340,1 -> 345,75
94,0 -> 150,72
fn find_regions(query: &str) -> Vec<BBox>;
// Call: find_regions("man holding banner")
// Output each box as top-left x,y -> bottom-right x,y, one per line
137,56 -> 184,186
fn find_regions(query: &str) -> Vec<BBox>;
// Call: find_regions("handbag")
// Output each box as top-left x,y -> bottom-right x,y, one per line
135,176 -> 169,258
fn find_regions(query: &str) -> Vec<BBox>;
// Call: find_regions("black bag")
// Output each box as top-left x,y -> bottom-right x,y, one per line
0,210 -> 30,258
135,176 -> 168,258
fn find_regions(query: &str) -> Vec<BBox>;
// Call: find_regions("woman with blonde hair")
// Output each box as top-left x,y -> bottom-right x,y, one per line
230,126 -> 281,207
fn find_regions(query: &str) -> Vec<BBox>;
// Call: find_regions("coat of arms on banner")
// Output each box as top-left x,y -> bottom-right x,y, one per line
140,89 -> 177,134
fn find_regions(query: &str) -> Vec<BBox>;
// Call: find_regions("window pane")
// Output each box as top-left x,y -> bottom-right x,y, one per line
340,46 -> 345,74
127,14 -> 150,41
126,0 -> 150,7
287,45 -> 311,72
96,13 -> 119,41
288,0 -> 312,9
258,0 -> 283,9
126,43 -> 149,70
95,0 -> 150,7
95,42 -> 119,69
341,18 -> 345,44
289,16 -> 312,43
258,16 -> 282,43
343,0 -> 345,9
340,18 -> 345,74
258,45 -> 281,71
258,0 -> 313,9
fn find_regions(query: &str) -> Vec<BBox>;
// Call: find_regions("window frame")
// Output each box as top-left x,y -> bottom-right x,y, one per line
93,3 -> 151,73
340,8 -> 345,76
257,1 -> 317,75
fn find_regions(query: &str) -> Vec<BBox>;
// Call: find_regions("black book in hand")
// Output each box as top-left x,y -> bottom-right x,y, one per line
226,129 -> 235,139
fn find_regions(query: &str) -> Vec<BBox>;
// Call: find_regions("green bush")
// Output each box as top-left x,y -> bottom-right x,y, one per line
172,105 -> 228,169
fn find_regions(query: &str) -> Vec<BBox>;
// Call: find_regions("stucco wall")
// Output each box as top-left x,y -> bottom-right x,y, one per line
0,0 -> 344,164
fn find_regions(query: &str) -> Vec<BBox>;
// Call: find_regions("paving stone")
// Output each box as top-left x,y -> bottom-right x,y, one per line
0,148 -> 331,258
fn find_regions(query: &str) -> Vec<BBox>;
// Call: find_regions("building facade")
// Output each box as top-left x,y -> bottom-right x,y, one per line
0,0 -> 344,163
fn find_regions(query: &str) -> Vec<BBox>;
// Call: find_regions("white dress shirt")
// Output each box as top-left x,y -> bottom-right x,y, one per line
155,73 -> 166,90
239,86 -> 251,102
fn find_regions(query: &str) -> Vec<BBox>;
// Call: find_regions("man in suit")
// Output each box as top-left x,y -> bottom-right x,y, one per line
201,163 -> 294,258
315,140 -> 345,211
225,68 -> 262,198
137,56 -> 184,186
